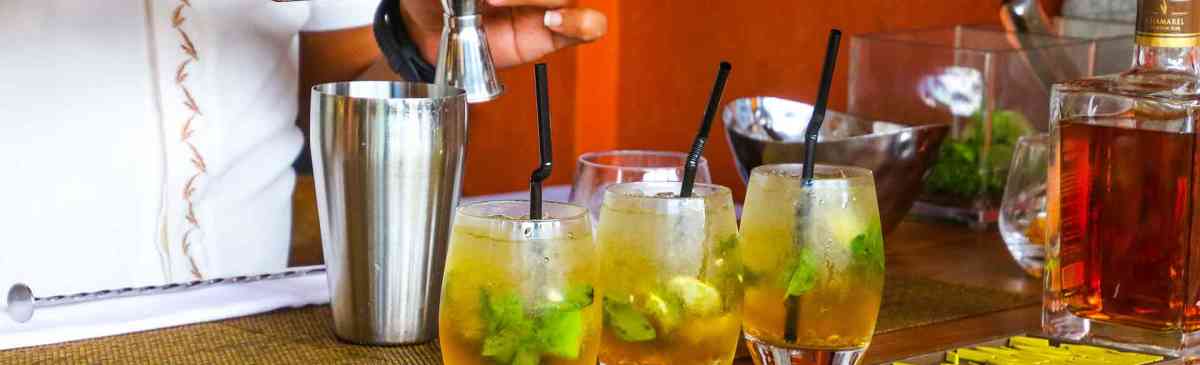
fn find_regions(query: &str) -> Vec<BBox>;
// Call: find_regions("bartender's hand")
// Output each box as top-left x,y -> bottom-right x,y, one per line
399,0 -> 607,68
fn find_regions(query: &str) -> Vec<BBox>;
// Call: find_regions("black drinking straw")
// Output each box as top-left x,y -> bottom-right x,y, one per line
679,62 -> 733,198
785,29 -> 842,344
801,29 -> 842,186
529,63 -> 553,219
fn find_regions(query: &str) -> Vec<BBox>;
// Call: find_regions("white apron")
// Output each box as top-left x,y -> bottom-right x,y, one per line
0,0 -> 375,296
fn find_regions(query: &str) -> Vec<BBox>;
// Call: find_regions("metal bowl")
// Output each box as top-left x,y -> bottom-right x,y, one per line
723,96 -> 950,235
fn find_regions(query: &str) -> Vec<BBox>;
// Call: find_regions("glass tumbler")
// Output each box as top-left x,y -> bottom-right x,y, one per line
569,150 -> 710,222
438,201 -> 601,365
999,133 -> 1050,278
739,164 -> 885,365
595,182 -> 743,365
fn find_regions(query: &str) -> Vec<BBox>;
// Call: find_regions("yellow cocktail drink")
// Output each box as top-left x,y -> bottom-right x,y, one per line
595,182 -> 743,365
739,164 -> 885,365
439,201 -> 601,365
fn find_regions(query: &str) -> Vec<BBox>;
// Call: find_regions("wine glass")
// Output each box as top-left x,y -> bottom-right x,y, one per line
568,150 -> 710,222
999,133 -> 1050,277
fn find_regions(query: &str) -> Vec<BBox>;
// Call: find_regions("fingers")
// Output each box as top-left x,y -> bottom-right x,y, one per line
487,0 -> 570,8
543,8 -> 607,42
476,5 -> 609,68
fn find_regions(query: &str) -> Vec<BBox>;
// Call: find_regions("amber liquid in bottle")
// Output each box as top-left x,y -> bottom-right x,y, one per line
1059,116 -> 1200,331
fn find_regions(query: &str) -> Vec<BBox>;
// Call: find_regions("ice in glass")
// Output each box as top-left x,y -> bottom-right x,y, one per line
439,201 -> 601,365
595,182 -> 744,365
739,164 -> 885,365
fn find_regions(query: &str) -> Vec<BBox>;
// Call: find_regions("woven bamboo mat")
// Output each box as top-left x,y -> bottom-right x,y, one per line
0,274 -> 1035,364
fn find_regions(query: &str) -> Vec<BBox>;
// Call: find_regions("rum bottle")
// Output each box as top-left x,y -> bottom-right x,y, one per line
1046,0 -> 1200,358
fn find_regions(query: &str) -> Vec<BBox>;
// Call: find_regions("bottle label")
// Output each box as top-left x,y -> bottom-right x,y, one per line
1138,0 -> 1200,47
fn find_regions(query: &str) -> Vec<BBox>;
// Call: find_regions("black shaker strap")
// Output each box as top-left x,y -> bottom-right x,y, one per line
374,0 -> 437,83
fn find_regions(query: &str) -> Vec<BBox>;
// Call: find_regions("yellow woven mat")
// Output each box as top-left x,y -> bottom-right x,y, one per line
0,307 -> 440,365
877,274 -> 1037,334
0,275 -> 1034,364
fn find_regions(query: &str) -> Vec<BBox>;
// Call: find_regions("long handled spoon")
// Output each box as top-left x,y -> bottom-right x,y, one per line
5,266 -> 326,323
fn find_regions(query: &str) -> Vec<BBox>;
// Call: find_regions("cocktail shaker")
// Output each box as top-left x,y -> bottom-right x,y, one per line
437,0 -> 504,103
310,81 -> 468,345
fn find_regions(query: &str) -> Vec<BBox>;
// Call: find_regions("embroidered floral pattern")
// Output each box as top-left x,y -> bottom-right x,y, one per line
173,0 -> 205,280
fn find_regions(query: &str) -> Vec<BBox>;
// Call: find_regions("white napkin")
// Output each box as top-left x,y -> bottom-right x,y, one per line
0,186 -> 573,351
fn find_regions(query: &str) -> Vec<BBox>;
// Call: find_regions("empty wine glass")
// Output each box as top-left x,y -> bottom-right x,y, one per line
568,150 -> 710,222
999,133 -> 1049,277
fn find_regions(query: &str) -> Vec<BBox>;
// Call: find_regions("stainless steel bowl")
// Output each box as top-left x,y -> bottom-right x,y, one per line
723,96 -> 950,235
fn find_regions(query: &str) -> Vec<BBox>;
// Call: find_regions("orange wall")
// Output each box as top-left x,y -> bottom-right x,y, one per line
461,50 -> 579,197
465,0 -> 1065,197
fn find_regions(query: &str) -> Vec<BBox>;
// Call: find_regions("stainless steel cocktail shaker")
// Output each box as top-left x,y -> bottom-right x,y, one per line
437,0 -> 504,103
310,81 -> 468,345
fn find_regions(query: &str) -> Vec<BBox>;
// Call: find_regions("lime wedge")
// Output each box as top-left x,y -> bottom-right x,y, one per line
666,277 -> 721,317
640,292 -> 682,333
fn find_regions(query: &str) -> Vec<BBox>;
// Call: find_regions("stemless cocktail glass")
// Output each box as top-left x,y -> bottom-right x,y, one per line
438,201 -> 601,365
740,164 -> 886,365
999,133 -> 1050,278
595,182 -> 743,365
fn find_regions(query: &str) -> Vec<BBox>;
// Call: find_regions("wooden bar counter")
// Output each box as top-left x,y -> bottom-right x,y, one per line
0,177 -> 1042,364
288,177 -> 1043,364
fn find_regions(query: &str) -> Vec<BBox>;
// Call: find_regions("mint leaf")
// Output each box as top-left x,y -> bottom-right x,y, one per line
512,347 -> 541,365
981,109 -> 1032,146
603,295 -> 656,342
927,109 -> 1030,200
560,284 -> 594,310
784,250 -> 818,297
482,289 -> 528,335
480,285 -> 598,365
849,221 -> 885,272
850,234 -> 870,258
536,308 -> 584,359
482,328 -> 524,363
785,259 -> 816,297
926,140 -> 983,198
480,289 -> 538,365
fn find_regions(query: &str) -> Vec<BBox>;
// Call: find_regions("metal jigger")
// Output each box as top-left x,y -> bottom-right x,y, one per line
437,0 -> 503,103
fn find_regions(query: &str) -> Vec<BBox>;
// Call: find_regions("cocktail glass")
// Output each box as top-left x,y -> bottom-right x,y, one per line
438,200 -> 601,365
739,164 -> 886,365
595,182 -> 743,365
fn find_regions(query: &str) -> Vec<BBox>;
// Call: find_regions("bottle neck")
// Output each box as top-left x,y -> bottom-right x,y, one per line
1133,45 -> 1200,74
1133,0 -> 1200,73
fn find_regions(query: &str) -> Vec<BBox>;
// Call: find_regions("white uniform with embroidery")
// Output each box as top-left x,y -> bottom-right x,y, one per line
0,0 -> 375,296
